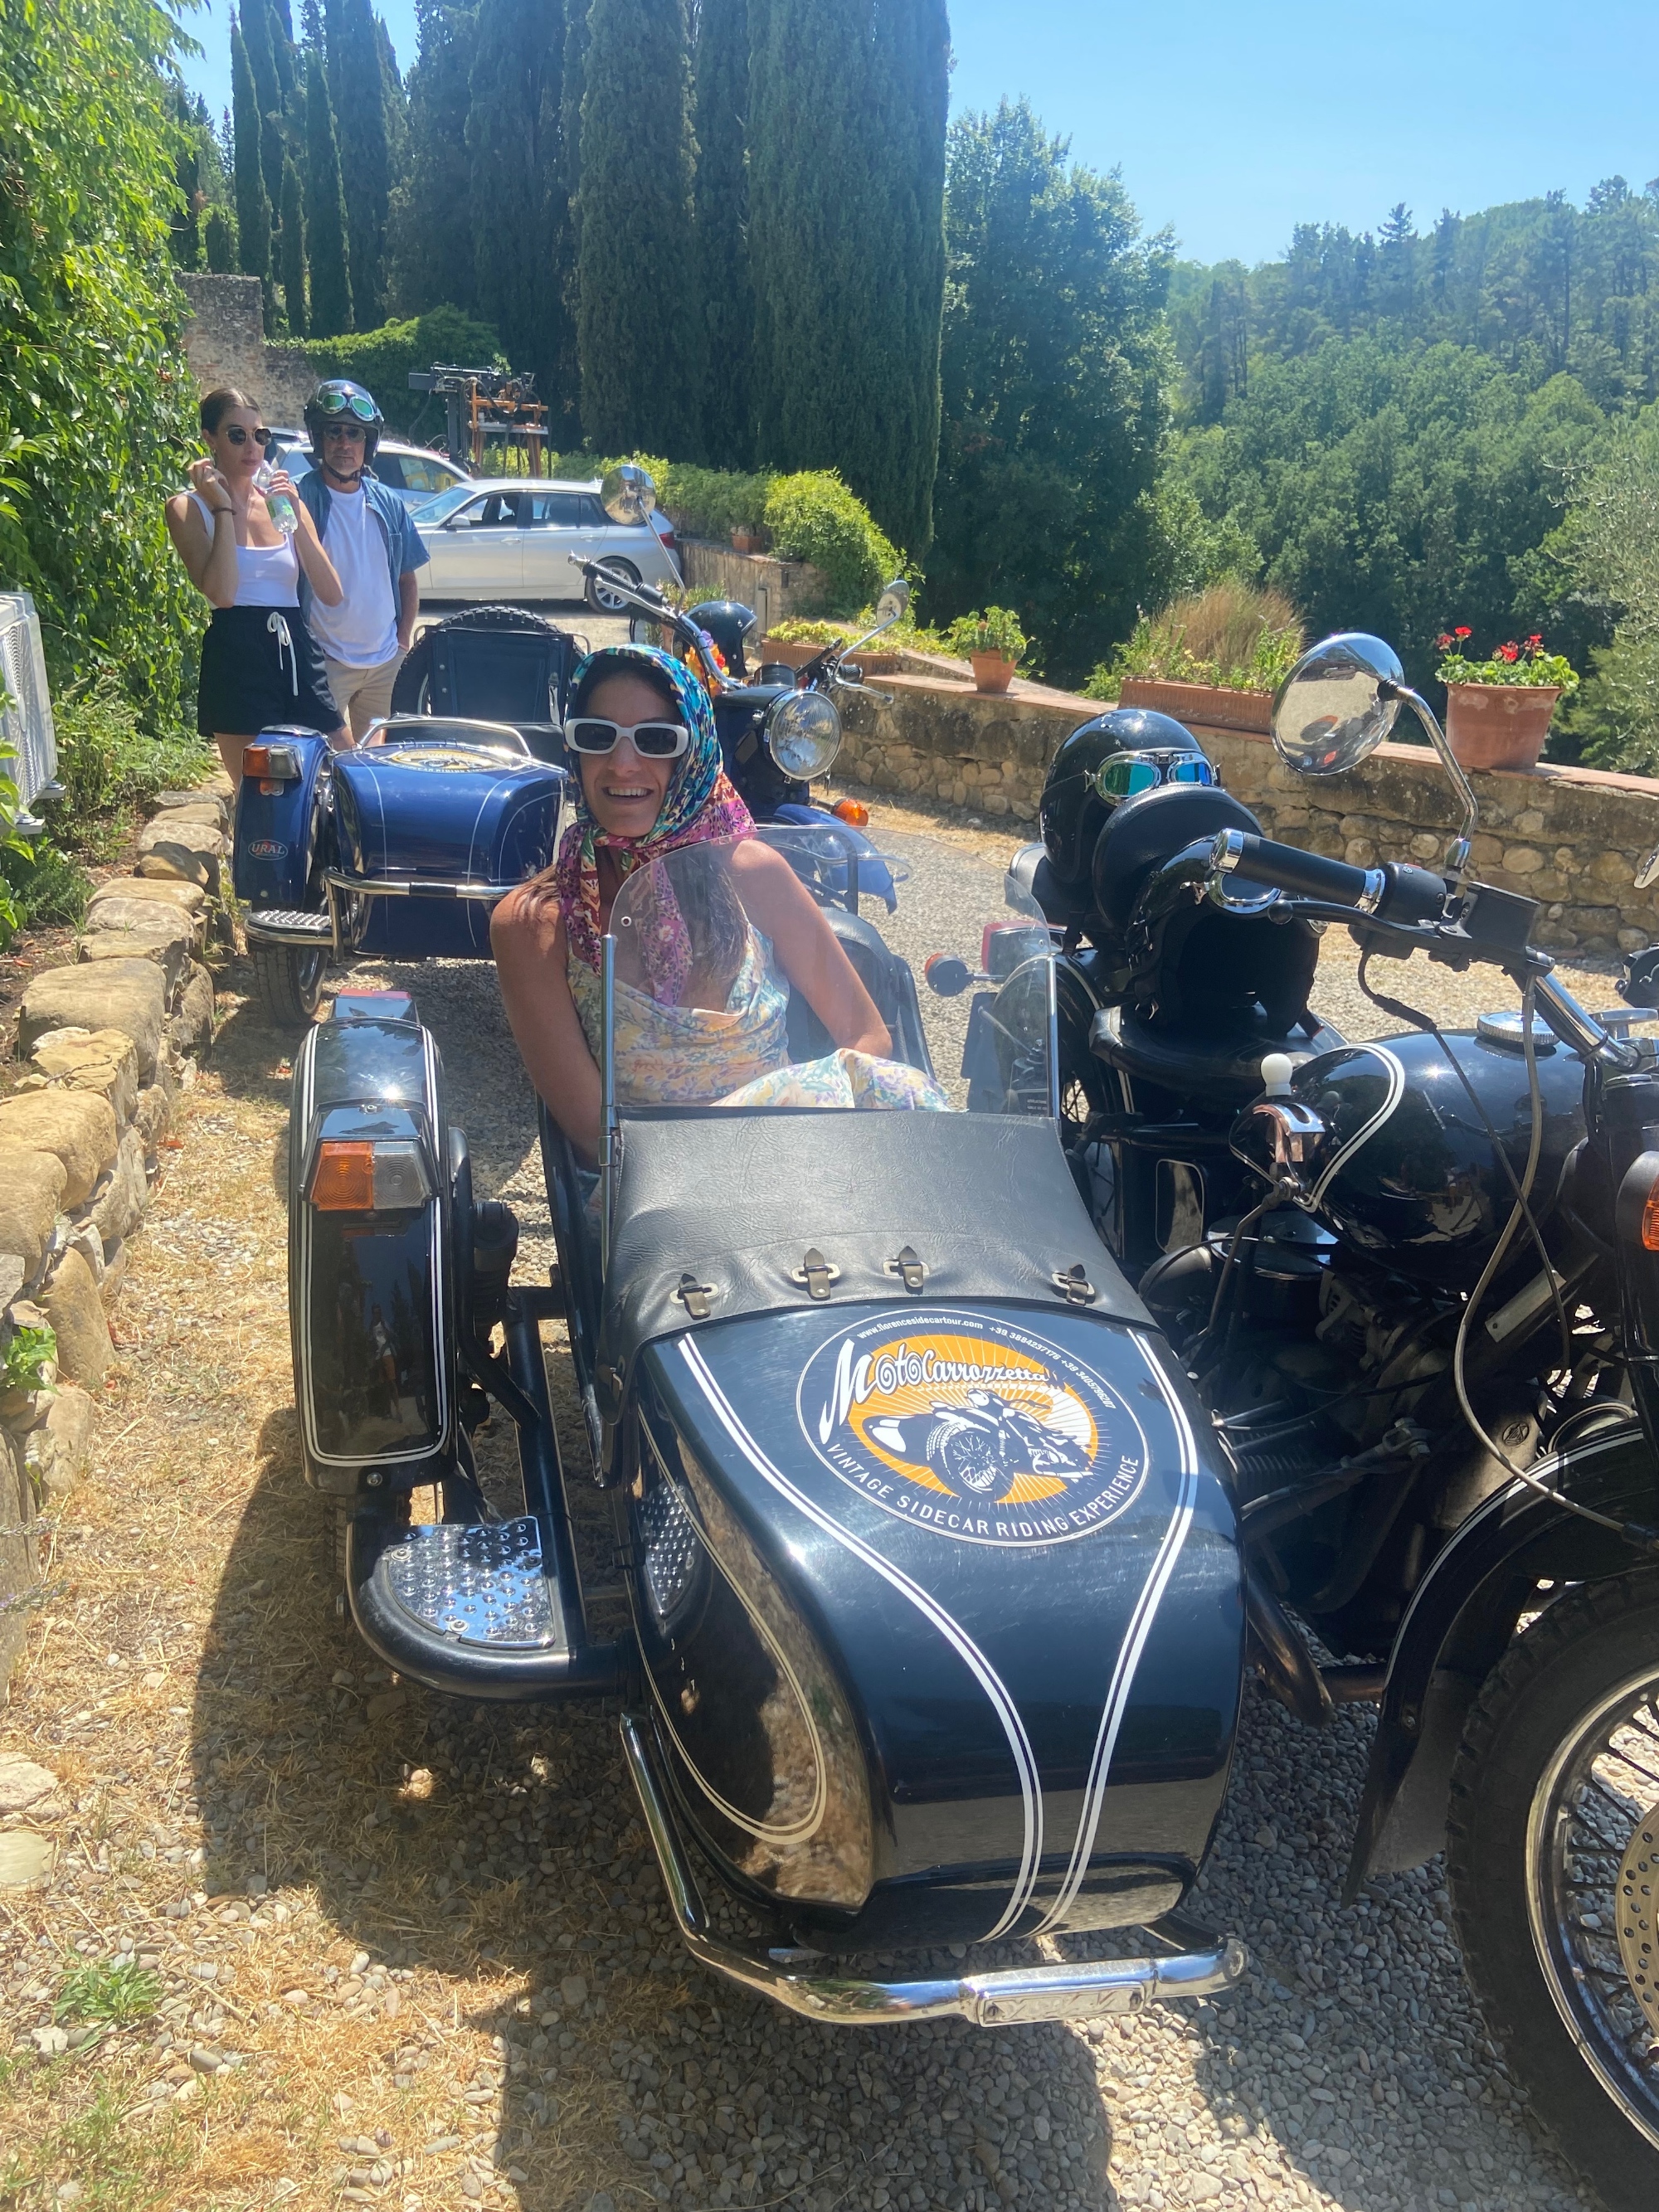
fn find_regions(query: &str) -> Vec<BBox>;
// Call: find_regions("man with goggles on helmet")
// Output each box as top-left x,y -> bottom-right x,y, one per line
292,380 -> 430,741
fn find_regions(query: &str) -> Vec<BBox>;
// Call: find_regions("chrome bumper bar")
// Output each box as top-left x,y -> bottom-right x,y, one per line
323,870 -> 521,903
620,1711 -> 1247,2026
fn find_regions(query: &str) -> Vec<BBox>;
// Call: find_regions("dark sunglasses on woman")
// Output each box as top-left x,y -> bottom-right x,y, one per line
222,425 -> 273,448
1093,752 -> 1216,802
565,717 -> 689,759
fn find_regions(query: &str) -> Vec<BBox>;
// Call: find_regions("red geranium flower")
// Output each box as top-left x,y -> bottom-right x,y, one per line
1524,633 -> 1543,649
1435,633 -> 1454,651
1454,626 -> 1472,639
1497,642 -> 1519,663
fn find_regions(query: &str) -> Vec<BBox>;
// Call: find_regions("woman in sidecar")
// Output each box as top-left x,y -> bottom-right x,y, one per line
492,644 -> 946,1145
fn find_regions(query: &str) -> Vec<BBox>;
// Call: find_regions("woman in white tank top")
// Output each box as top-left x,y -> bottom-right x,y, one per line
165,388 -> 348,786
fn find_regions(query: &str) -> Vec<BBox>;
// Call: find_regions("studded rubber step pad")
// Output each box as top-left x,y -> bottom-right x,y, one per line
250,908 -> 332,936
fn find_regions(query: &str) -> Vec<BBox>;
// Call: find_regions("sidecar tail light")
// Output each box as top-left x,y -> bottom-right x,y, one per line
1642,1176 -> 1659,1252
309,1140 -> 433,1212
243,742 -> 300,781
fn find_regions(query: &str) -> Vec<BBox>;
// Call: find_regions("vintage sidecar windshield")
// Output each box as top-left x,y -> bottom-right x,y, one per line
603,834 -> 1057,1121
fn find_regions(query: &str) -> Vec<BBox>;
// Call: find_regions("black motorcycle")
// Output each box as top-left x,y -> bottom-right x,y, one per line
948,632 -> 1659,2210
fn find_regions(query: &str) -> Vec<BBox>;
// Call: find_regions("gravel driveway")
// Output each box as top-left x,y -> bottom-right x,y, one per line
2,799 -> 1622,2212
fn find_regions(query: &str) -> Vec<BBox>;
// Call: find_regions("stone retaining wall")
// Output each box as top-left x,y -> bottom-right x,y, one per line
178,273 -> 315,425
0,788 -> 229,1697
840,674 -> 1659,959
677,538 -> 831,628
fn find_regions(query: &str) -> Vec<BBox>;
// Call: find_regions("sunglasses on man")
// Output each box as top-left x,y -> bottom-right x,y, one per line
321,422 -> 367,440
1092,752 -> 1216,802
222,425 -> 273,447
565,717 -> 689,759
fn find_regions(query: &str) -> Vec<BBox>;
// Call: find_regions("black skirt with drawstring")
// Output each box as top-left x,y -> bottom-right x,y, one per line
196,603 -> 341,740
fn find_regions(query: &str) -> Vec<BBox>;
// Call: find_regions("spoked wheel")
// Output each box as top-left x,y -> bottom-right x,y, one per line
938,1430 -> 1003,1497
252,940 -> 326,1026
1447,1572 -> 1659,2212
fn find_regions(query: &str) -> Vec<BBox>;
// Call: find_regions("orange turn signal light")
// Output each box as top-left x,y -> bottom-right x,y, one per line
243,743 -> 274,777
310,1140 -> 376,1211
832,797 -> 870,827
1642,1181 -> 1659,1252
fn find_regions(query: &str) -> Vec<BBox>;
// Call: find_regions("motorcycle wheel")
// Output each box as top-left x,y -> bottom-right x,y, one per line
252,940 -> 326,1026
586,558 -> 640,615
1446,1570 -> 1659,2212
939,1431 -> 1003,1496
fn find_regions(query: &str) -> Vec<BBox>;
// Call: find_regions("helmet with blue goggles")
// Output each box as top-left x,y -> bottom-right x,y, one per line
311,381 -> 382,422
1092,751 -> 1217,803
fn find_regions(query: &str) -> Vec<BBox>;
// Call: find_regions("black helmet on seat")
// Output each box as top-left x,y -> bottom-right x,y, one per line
688,600 -> 761,681
1040,707 -> 1214,887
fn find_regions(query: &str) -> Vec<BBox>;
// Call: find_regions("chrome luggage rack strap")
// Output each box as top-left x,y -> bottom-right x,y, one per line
323,869 -> 523,904
620,1711 -> 1247,2026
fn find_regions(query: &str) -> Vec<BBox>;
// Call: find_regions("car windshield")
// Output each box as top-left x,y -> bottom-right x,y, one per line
411,484 -> 474,526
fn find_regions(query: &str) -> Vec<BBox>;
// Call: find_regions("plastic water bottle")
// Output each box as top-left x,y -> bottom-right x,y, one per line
255,460 -> 299,537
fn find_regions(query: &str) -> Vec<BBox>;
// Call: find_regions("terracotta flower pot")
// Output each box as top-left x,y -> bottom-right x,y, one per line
970,652 -> 1017,695
730,527 -> 764,554
1443,682 -> 1561,774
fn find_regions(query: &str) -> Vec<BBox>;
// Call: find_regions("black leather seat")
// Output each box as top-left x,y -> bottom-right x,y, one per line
392,606 -> 577,762
1092,1003 -> 1346,1108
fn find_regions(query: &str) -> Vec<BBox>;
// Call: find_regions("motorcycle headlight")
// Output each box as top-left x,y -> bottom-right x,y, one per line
766,690 -> 843,780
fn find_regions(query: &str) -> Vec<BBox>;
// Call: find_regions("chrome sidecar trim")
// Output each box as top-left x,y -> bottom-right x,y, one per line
620,1711 -> 1248,2027
323,869 -> 523,903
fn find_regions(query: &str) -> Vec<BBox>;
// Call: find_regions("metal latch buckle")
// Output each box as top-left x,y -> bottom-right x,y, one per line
673,1273 -> 716,1320
1052,1264 -> 1097,1305
884,1246 -> 927,1292
791,1248 -> 841,1301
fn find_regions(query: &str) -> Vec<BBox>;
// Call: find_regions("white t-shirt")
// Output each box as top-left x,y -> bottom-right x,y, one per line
309,485 -> 399,666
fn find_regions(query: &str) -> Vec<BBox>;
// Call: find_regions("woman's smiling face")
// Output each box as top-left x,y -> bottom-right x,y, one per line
577,672 -> 679,839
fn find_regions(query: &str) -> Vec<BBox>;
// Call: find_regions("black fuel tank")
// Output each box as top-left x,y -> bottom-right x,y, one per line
1291,1020 -> 1586,1287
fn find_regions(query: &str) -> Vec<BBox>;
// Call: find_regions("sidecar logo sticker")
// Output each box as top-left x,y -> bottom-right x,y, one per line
1033,1334 -> 1198,1932
245,837 -> 288,858
679,1337 -> 1044,1942
796,1310 -> 1149,1547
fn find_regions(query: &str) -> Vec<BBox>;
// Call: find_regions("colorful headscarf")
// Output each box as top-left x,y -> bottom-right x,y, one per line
552,644 -> 753,975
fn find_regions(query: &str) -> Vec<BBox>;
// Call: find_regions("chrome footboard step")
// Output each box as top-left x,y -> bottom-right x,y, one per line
381,1517 -> 564,1648
249,907 -> 332,941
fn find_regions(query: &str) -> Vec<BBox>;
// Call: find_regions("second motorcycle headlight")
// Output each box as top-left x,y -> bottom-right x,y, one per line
766,690 -> 843,780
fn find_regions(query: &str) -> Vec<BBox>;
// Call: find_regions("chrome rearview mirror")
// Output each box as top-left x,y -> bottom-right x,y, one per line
1271,632 -> 1404,778
1273,630 -> 1480,880
601,463 -> 656,526
874,578 -> 911,628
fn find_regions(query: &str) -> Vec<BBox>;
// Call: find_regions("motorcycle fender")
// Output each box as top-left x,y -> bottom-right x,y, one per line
233,729 -> 331,908
288,1007 -> 456,1495
1343,1424 -> 1659,1900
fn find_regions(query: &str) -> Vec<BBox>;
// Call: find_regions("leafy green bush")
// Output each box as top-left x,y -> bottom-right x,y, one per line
304,306 -> 507,439
49,680 -> 215,861
0,838 -> 89,932
1086,579 -> 1304,699
2,1322 -> 56,1397
657,465 -> 771,541
762,473 -> 904,616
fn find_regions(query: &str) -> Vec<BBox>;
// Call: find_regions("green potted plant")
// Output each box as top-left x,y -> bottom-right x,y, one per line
1434,629 -> 1579,773
945,606 -> 1028,694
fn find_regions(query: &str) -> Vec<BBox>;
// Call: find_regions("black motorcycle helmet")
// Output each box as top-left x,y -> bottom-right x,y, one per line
1040,707 -> 1214,887
304,378 -> 385,469
688,600 -> 761,681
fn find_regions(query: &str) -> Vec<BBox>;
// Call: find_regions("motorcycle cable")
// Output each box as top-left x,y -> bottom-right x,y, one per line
1355,950 -> 1575,1376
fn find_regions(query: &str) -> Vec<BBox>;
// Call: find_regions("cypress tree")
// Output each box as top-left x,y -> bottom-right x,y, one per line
693,0 -> 752,467
231,17 -> 273,289
387,0 -> 479,316
561,0 -> 587,229
749,0 -> 948,551
377,13 -> 411,216
304,43 -> 354,336
575,0 -> 700,455
280,152 -> 309,334
337,0 -> 392,326
468,0 -> 577,428
206,207 -> 237,274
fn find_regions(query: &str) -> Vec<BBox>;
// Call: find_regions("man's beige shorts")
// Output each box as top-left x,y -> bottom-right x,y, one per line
322,650 -> 406,742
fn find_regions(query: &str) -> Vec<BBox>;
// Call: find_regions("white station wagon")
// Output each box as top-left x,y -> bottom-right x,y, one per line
411,477 -> 683,612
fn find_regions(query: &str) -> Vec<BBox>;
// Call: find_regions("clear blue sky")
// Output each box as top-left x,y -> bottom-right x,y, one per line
179,0 -> 1659,267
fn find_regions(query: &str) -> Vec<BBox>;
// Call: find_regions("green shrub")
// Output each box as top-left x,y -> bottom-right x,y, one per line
657,464 -> 771,540
762,472 -> 904,617
1086,578 -> 1304,699
304,306 -> 507,439
0,839 -> 89,931
49,681 -> 214,861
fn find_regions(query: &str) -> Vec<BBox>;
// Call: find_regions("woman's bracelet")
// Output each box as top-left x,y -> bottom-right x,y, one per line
207,503 -> 233,518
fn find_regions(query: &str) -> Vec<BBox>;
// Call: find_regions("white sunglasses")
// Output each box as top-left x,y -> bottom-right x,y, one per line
566,717 -> 689,759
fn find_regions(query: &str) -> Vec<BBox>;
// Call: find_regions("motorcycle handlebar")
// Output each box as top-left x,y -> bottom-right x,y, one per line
1218,833 -> 1447,926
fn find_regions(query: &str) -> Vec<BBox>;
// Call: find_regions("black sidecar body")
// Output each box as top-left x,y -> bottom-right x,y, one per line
287,848 -> 1248,2025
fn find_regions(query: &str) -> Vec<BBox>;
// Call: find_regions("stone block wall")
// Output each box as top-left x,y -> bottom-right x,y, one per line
178,274 -> 315,426
0,788 -> 226,1699
677,539 -> 832,629
839,674 -> 1659,958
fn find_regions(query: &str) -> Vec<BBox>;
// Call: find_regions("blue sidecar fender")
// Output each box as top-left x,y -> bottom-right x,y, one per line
233,724 -> 333,909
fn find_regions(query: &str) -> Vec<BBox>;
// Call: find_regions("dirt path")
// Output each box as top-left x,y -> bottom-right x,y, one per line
0,816 -> 1614,2212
